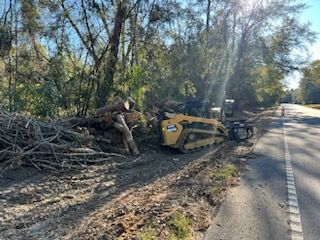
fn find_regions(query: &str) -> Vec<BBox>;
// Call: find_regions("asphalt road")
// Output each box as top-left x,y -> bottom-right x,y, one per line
204,104 -> 320,240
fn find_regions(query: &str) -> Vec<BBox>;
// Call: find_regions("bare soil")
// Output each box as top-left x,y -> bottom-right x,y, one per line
0,109 -> 275,240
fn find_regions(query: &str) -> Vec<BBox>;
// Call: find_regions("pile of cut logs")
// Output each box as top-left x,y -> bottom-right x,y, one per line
68,97 -> 160,156
93,97 -> 140,155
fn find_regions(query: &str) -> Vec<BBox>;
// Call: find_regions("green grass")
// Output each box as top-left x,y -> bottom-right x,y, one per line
139,212 -> 192,240
211,164 -> 237,181
209,186 -> 224,197
139,227 -> 157,240
169,211 -> 191,240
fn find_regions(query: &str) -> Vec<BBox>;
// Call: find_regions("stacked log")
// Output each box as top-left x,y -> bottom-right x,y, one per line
96,97 -> 136,116
69,97 -> 144,156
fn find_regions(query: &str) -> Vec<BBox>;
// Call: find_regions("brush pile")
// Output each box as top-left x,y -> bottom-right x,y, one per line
0,97 -> 181,174
0,110 -> 124,175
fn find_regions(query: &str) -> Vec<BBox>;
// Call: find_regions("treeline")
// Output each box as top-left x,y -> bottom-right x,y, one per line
299,60 -> 320,104
0,0 -> 315,117
283,60 -> 320,104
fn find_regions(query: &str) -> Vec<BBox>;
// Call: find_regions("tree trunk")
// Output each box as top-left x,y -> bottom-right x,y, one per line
8,0 -> 13,112
95,97 -> 135,115
113,114 -> 140,156
206,0 -> 211,33
96,1 -> 127,107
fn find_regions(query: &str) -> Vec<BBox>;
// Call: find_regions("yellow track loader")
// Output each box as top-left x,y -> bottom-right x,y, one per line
158,100 -> 253,153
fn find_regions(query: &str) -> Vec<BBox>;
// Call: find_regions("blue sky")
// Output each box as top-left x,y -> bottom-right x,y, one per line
300,0 -> 320,60
287,0 -> 320,89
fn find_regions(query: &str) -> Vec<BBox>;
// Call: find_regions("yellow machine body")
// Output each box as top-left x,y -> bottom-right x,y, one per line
159,112 -> 229,152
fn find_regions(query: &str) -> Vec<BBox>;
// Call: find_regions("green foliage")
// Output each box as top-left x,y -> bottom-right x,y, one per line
125,65 -> 149,111
299,60 -> 320,104
300,82 -> 320,104
305,60 -> 320,86
181,80 -> 197,97
252,66 -> 285,107
15,82 -> 56,116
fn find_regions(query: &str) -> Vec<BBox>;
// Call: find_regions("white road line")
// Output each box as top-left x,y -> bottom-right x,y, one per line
282,115 -> 304,240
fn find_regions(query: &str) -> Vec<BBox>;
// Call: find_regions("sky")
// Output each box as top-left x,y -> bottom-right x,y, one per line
287,0 -> 320,89
300,0 -> 320,60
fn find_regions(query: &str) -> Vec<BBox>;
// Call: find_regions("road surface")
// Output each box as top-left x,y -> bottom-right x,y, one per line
204,104 -> 320,240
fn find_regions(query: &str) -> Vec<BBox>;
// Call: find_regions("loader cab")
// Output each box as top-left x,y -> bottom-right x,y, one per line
223,99 -> 234,117
183,98 -> 211,118
210,107 -> 222,119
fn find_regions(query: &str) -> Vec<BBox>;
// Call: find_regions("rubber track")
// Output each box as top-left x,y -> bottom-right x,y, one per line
178,129 -> 228,153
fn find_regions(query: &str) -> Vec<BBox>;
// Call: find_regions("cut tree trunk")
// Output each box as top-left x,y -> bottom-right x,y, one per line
95,97 -> 135,116
113,114 -> 140,156
67,114 -> 113,128
122,135 -> 130,154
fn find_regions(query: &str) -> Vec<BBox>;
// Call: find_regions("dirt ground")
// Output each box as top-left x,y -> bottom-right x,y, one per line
0,109 -> 275,240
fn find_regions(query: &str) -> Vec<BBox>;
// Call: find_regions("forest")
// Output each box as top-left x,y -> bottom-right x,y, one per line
0,0 -> 317,117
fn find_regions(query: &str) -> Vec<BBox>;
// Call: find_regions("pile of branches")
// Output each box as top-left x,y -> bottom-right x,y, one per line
0,98 -> 179,174
0,110 -> 124,175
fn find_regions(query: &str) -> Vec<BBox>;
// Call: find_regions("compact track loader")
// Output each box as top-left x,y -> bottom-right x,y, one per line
158,100 -> 253,153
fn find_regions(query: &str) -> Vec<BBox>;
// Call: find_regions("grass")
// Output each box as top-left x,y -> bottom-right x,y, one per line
211,164 -> 237,181
169,211 -> 191,240
139,227 -> 157,240
138,212 -> 192,240
209,186 -> 224,197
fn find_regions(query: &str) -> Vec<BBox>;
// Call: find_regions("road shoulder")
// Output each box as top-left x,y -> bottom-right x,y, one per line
204,111 -> 290,240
